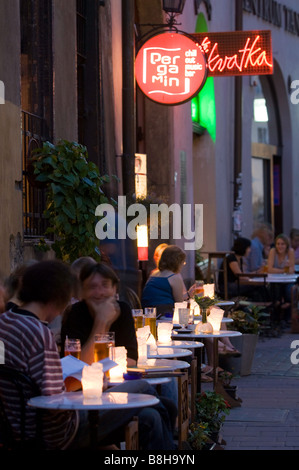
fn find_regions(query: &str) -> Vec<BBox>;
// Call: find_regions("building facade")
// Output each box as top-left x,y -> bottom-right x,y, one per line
0,0 -> 298,289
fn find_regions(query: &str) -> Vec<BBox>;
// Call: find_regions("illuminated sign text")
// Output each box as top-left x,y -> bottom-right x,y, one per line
193,30 -> 273,76
135,33 -> 207,105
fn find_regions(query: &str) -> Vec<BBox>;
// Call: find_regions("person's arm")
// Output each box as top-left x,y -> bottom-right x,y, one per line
168,273 -> 185,302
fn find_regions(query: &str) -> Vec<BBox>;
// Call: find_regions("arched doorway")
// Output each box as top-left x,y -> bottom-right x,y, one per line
251,74 -> 283,234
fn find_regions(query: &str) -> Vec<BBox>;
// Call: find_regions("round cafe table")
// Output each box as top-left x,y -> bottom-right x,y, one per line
172,330 -> 242,388
28,391 -> 159,449
147,347 -> 192,359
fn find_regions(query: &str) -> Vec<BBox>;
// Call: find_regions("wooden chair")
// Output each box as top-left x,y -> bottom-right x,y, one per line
177,372 -> 189,450
0,365 -> 43,450
204,251 -> 233,300
124,416 -> 139,450
235,272 -> 273,306
190,358 -> 197,424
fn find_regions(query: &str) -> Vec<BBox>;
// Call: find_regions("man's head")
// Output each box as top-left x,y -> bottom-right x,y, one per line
252,223 -> 274,247
80,263 -> 119,304
18,260 -> 74,313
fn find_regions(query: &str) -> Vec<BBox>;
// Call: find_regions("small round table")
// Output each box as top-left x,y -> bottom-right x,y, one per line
172,330 -> 242,388
147,347 -> 192,359
28,391 -> 159,449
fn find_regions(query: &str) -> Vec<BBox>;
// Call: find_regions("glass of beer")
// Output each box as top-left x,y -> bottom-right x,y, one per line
94,333 -> 115,363
132,309 -> 144,330
64,338 -> 81,359
144,308 -> 157,339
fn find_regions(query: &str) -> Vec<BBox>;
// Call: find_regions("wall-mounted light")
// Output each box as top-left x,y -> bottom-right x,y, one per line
137,225 -> 148,261
162,0 -> 186,27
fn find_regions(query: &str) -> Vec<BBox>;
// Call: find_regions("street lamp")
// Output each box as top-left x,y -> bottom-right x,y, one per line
162,0 -> 186,27
162,0 -> 186,14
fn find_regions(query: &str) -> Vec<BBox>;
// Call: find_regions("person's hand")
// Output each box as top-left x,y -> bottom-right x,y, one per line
88,296 -> 120,330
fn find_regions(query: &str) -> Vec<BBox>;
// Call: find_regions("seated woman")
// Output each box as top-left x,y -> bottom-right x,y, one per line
218,237 -> 259,300
267,233 -> 295,324
141,245 -> 193,317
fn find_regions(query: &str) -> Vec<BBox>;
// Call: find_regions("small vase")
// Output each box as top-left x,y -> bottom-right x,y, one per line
196,307 -> 213,334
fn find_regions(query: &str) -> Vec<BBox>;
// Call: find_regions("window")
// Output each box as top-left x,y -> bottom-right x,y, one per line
21,0 -> 53,238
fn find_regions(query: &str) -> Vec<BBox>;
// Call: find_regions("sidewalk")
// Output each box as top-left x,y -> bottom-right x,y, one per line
218,330 -> 299,450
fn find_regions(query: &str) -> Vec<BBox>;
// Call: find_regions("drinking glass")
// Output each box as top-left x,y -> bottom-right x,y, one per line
144,308 -> 157,339
132,309 -> 144,330
94,332 -> 115,362
64,338 -> 81,359
178,308 -> 190,327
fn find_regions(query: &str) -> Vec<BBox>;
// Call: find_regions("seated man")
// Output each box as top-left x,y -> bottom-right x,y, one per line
0,260 -> 175,450
61,262 -> 138,365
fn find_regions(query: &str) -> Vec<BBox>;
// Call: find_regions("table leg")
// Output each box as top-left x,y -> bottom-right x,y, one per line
88,410 -> 99,449
213,338 -> 219,389
194,347 -> 202,393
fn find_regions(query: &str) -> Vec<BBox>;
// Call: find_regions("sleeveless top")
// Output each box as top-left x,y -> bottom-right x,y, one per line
273,253 -> 288,269
141,273 -> 176,308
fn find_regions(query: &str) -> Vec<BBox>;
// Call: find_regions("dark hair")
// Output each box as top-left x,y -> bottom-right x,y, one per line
4,260 -> 38,299
18,260 -> 74,307
232,237 -> 251,256
158,245 -> 186,273
80,262 -> 119,286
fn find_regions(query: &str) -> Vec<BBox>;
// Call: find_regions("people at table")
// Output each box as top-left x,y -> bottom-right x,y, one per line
61,262 -> 138,366
245,223 -> 274,272
0,260 -> 176,450
290,228 -> 299,265
267,233 -> 295,325
141,245 -> 195,317
218,237 -> 258,299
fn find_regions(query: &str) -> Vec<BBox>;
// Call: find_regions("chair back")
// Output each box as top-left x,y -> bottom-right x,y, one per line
0,365 -> 42,449
177,371 -> 189,449
125,416 -> 139,450
205,252 -> 233,299
190,358 -> 197,424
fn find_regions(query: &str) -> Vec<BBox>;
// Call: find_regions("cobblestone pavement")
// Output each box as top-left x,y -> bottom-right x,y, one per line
219,330 -> 299,450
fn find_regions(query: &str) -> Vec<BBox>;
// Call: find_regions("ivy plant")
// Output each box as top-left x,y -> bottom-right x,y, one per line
32,140 -> 117,263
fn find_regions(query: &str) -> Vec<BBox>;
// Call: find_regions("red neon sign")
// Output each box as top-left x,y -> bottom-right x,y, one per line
135,32 -> 207,105
192,30 -> 273,77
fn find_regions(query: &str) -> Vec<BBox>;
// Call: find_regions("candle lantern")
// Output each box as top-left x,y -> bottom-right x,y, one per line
157,322 -> 173,344
173,301 -> 188,324
81,362 -> 104,399
136,326 -> 151,364
109,346 -> 127,380
203,283 -> 215,298
208,306 -> 224,334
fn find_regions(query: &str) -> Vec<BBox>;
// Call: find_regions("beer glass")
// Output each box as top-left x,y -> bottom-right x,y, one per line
94,332 -> 115,362
132,309 -> 144,330
64,338 -> 81,360
144,308 -> 157,339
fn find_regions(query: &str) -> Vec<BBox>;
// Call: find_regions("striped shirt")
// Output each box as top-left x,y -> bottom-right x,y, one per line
0,309 -> 79,449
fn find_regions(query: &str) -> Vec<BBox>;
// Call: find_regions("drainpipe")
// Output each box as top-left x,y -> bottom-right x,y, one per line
122,0 -> 136,197
233,0 -> 243,237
